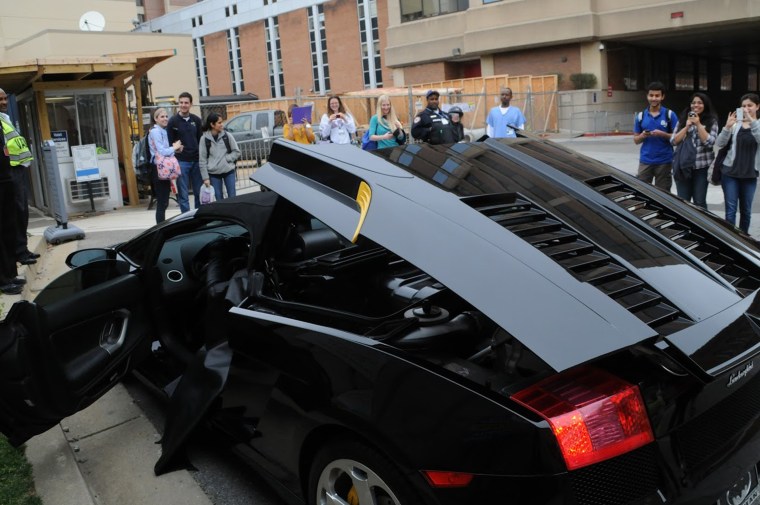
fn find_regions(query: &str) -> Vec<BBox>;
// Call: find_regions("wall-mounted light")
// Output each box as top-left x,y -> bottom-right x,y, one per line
452,48 -> 461,56
598,42 -> 606,52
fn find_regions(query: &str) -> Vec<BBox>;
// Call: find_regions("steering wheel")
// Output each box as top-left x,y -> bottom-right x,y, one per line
191,235 -> 250,283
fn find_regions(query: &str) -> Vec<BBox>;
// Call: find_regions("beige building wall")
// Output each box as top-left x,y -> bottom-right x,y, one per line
3,31 -> 196,104
0,0 -> 137,57
385,0 -> 760,83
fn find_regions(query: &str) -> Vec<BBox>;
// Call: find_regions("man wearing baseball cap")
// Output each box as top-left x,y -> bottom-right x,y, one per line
411,90 -> 456,144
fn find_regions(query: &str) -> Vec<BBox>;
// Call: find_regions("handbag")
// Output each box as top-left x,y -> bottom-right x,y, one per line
148,133 -> 182,180
361,128 -> 377,151
672,130 -> 697,182
154,153 -> 182,180
710,134 -> 732,185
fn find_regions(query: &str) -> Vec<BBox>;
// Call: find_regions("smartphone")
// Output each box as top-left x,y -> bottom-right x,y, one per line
736,108 -> 744,122
688,111 -> 697,118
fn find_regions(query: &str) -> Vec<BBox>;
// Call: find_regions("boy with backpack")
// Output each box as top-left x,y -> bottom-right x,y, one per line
633,81 -> 679,191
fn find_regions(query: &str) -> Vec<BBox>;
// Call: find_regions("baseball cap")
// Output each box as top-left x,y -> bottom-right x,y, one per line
425,89 -> 440,99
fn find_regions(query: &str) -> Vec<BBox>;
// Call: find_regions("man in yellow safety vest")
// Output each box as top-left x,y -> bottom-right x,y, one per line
0,88 -> 38,266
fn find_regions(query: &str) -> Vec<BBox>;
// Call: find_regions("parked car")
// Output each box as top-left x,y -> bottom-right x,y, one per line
224,109 -> 285,164
4,135 -> 760,505
224,109 -> 285,141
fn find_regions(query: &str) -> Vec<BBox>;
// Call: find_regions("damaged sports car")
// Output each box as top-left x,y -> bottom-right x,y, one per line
3,135 -> 760,505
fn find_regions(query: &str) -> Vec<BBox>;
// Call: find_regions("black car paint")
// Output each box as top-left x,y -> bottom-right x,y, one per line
2,136 -> 760,504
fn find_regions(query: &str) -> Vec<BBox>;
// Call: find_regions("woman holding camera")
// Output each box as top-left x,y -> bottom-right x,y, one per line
671,92 -> 718,209
319,95 -> 356,144
715,93 -> 760,234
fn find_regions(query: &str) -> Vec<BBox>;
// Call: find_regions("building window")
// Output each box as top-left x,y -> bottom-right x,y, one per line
195,37 -> 209,96
45,92 -> 112,157
227,27 -> 245,94
721,62 -> 732,91
698,58 -> 707,90
748,66 -> 758,91
308,5 -> 330,94
225,5 -> 237,16
400,0 -> 468,22
265,17 -> 285,97
358,0 -> 382,88
674,55 -> 694,91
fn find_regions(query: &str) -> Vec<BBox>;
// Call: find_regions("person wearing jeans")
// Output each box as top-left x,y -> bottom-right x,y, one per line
722,176 -> 757,233
670,92 -> 718,209
199,113 -> 240,201
167,92 -> 205,212
715,93 -> 760,234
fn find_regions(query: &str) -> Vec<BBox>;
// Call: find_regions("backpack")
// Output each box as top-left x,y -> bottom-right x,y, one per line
131,133 -> 152,176
205,134 -> 232,160
636,107 -> 674,133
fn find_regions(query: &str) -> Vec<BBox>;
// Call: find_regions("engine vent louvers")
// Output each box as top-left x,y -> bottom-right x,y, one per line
586,175 -> 760,297
462,193 -> 692,334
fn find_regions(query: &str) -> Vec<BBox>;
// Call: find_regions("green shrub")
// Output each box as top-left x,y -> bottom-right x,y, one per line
570,73 -> 598,90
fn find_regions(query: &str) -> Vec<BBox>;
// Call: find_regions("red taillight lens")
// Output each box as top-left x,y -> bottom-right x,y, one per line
511,367 -> 654,470
422,470 -> 474,488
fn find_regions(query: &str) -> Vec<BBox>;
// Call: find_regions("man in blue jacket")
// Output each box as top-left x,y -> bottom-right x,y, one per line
168,92 -> 204,212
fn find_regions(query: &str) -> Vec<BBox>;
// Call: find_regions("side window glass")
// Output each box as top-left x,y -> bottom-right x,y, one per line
256,113 -> 269,130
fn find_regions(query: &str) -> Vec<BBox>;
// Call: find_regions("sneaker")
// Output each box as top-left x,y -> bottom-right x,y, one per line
11,278 -> 26,285
0,283 -> 23,295
25,250 -> 41,259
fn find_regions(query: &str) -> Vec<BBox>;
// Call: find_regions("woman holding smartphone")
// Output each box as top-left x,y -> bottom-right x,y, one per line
671,92 -> 718,208
319,95 -> 356,144
715,93 -> 760,233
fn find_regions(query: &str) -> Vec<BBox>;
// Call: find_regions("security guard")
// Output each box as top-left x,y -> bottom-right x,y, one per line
0,88 -> 38,266
412,90 -> 456,145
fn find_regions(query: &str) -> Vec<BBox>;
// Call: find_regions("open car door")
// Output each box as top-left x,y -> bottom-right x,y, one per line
0,258 -> 152,446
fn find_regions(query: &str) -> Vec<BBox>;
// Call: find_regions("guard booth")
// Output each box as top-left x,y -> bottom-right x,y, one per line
0,51 -> 175,215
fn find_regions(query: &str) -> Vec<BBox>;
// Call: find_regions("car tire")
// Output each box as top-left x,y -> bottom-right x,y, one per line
308,439 -> 421,505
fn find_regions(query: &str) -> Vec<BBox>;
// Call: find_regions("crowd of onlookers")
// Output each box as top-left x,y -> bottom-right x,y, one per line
632,81 -> 760,233
138,84 -> 760,236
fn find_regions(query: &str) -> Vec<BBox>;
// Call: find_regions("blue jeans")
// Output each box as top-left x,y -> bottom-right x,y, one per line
722,175 -> 757,233
177,160 -> 202,213
210,171 -> 237,200
675,169 -> 708,209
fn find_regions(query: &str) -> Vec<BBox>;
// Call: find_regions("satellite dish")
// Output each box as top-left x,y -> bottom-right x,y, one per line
79,11 -> 106,31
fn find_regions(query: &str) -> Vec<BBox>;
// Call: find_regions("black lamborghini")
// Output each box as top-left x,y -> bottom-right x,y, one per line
2,136 -> 760,505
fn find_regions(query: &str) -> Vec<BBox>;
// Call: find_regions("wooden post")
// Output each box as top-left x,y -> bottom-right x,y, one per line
34,90 -> 51,141
115,85 -> 139,206
134,81 -> 144,138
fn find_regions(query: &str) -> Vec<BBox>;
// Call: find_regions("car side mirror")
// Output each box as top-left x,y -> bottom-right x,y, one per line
65,248 -> 113,269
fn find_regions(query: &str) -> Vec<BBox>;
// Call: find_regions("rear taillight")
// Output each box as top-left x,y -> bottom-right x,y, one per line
511,367 -> 654,470
422,470 -> 474,488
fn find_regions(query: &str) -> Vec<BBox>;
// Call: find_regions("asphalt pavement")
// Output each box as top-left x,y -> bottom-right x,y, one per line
14,135 -> 760,505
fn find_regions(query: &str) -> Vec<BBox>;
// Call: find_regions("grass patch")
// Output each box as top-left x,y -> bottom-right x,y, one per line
0,436 -> 42,505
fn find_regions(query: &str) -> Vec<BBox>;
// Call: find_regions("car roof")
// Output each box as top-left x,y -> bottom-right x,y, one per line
250,139 -> 754,371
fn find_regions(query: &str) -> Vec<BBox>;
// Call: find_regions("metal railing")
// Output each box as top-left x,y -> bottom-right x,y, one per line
233,136 -> 282,192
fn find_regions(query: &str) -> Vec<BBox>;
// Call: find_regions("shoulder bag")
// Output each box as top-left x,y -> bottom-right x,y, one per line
672,130 -> 697,182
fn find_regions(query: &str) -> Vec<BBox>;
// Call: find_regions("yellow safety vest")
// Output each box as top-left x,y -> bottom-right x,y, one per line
1,118 -> 33,167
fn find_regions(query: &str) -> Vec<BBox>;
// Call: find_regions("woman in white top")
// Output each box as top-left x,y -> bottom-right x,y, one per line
319,95 -> 356,144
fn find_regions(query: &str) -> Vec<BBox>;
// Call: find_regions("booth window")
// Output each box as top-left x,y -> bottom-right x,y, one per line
46,92 -> 111,157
